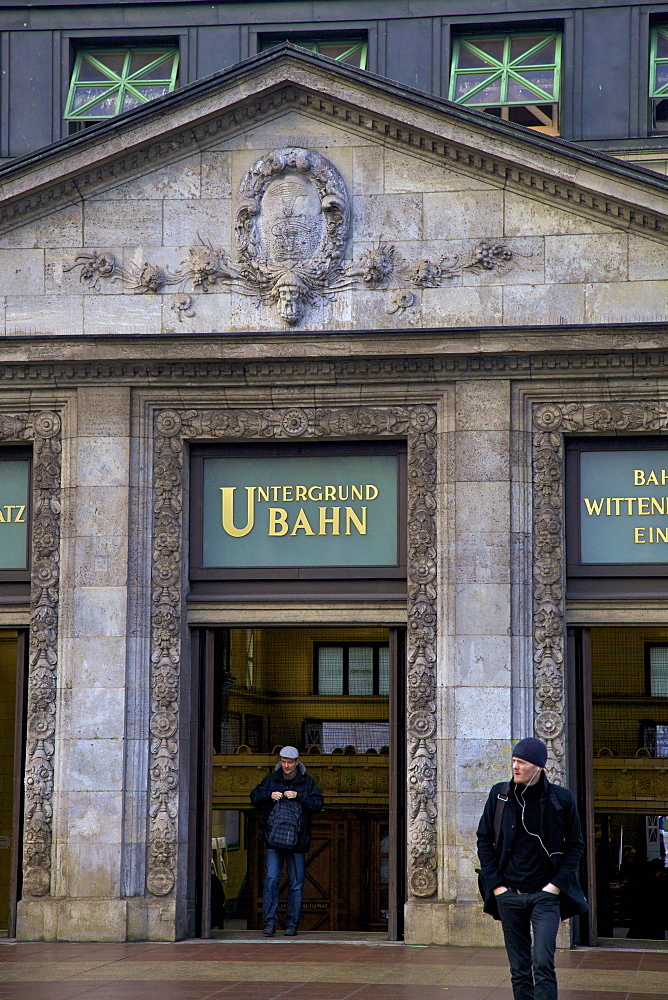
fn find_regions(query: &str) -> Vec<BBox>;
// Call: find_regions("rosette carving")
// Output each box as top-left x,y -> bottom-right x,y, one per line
149,404 -> 438,900
531,399 -> 668,783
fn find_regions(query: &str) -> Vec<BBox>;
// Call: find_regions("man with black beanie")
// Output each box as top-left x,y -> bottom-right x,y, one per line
476,738 -> 588,1000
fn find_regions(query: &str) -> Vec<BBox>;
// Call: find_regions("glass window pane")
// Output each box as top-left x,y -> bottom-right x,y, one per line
348,647 -> 373,695
126,84 -> 171,104
317,647 -> 343,695
457,76 -> 502,104
122,92 -> 144,112
73,91 -> 119,117
650,647 -> 668,696
129,50 -> 171,75
511,35 -> 554,63
507,72 -> 555,102
77,56 -> 120,82
456,44 -> 496,70
85,52 -> 126,77
469,38 -> 506,63
657,725 -> 668,756
655,64 -> 668,91
379,646 -> 389,696
657,31 -> 668,60
318,43 -> 355,60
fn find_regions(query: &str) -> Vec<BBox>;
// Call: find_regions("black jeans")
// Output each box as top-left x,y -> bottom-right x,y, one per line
496,889 -> 561,1000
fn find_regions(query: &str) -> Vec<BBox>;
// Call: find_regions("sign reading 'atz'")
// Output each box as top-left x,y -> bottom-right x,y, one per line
0,460 -> 30,570
580,450 -> 668,563
201,454 -> 399,568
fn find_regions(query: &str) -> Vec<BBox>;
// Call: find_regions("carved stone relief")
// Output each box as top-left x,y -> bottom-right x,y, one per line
64,146 -> 527,327
532,400 -> 668,784
0,411 -> 62,898
148,404 -> 439,899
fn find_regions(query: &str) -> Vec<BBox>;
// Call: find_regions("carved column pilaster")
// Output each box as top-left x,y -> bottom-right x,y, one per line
0,410 -> 64,899
531,399 -> 668,784
148,404 -> 439,900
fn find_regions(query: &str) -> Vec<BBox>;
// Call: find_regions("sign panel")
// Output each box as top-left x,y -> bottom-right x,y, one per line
580,449 -> 668,564
201,454 -> 398,568
0,460 -> 29,570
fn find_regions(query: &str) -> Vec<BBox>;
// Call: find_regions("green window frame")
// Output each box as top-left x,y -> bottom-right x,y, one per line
449,31 -> 561,131
64,47 -> 179,122
650,26 -> 668,131
261,36 -> 367,69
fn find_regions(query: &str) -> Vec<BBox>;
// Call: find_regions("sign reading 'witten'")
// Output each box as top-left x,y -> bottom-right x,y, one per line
201,455 -> 398,568
580,450 -> 668,563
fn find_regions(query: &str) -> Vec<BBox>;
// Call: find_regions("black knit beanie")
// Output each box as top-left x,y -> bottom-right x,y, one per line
512,737 -> 547,768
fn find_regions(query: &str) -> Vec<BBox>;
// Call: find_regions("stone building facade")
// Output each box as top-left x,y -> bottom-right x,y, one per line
3,46 -> 668,943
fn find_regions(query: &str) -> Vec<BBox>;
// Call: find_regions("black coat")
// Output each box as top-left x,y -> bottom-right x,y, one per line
250,762 -> 323,853
476,776 -> 589,921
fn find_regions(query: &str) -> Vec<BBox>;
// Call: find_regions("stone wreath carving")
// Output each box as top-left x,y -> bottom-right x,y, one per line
64,146 -> 526,327
0,411 -> 62,898
532,399 -> 668,784
148,404 -> 439,899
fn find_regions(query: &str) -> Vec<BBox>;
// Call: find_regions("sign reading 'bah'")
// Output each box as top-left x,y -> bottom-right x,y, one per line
201,453 -> 399,568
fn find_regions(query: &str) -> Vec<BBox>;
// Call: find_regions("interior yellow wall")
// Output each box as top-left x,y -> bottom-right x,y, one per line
0,632 -> 17,931
226,627 -> 390,752
591,626 -> 668,756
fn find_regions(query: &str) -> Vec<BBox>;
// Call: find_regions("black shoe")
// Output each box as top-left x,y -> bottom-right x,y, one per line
262,925 -> 276,937
284,926 -> 297,936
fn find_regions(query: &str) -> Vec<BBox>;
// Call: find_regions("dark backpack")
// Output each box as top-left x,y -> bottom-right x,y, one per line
265,797 -> 302,850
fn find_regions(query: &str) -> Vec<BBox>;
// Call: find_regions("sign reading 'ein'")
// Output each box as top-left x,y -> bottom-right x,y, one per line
580,450 -> 668,563
201,455 -> 399,568
0,460 -> 30,570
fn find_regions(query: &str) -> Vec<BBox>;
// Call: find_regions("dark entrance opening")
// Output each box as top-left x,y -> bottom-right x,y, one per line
191,625 -> 406,939
571,625 -> 668,946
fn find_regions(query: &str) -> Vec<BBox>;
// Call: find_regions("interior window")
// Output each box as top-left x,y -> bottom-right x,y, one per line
314,643 -> 389,696
64,46 -> 179,126
449,31 -> 561,134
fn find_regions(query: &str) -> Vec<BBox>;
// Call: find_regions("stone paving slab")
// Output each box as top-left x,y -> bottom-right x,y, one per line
0,940 -> 667,999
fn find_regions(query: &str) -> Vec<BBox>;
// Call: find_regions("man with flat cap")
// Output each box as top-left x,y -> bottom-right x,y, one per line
250,746 -> 323,937
477,737 -> 588,1000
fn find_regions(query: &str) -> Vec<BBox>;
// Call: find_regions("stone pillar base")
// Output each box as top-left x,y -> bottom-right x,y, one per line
16,898 -> 186,942
404,900 -> 573,948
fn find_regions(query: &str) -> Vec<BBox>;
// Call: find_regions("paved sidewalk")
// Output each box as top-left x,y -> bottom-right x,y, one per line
1,937 -> 667,1000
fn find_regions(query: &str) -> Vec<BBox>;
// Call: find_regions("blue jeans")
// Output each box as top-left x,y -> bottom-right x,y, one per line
496,889 -> 561,1000
262,849 -> 305,930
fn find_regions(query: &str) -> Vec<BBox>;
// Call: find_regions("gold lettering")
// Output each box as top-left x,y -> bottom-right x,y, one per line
345,506 -> 367,535
4,505 -> 15,521
291,508 -> 315,535
338,486 -> 349,500
658,527 -> 668,543
282,487 -> 293,502
635,527 -> 646,543
319,507 -> 340,535
268,508 -> 288,535
606,498 -> 611,515
583,498 -> 604,516
0,509 -> 6,523
324,486 -> 336,501
652,498 -> 667,515
366,485 -> 378,500
663,470 -> 668,485
295,485 -> 307,501
624,498 -> 635,515
221,487 -> 255,537
351,485 -> 363,500
635,470 -> 646,485
611,498 -> 623,515
257,487 -> 270,502
14,505 -> 25,523
270,487 -> 280,501
648,471 -> 660,485
308,486 -> 323,501
637,498 -> 651,515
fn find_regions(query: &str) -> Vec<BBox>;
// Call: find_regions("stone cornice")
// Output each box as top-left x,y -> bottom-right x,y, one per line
2,49 -> 668,239
0,350 -> 668,385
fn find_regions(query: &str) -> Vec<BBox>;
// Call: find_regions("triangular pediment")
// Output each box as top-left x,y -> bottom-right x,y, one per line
1,45 -> 668,335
